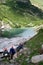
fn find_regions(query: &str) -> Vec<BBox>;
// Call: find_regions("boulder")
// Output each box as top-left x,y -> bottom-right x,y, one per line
31,54 -> 43,63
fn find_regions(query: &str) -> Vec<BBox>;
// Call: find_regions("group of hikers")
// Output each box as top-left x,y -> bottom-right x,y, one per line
1,43 -> 23,60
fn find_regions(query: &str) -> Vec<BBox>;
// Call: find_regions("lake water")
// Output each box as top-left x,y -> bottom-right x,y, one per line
17,27 -> 37,38
0,27 -> 37,52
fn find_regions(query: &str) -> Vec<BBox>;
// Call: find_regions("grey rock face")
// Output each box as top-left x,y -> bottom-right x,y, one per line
31,54 -> 43,63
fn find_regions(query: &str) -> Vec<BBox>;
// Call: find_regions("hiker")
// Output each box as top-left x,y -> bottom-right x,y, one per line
1,48 -> 10,59
9,46 -> 16,59
16,43 -> 23,52
16,43 -> 23,56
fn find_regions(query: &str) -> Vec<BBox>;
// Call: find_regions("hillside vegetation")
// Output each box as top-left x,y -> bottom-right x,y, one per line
0,0 -> 43,28
13,29 -> 43,65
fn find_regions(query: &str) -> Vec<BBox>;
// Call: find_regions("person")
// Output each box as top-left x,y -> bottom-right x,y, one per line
16,43 -> 23,52
16,43 -> 23,56
2,48 -> 10,59
9,46 -> 16,59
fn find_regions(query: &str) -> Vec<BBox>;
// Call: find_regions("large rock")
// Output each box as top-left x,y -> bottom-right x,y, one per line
31,54 -> 43,63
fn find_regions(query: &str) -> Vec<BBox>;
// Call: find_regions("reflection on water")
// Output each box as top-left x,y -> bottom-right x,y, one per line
17,27 -> 37,38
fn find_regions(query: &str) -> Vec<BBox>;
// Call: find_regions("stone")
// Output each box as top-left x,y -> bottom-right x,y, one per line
31,54 -> 43,63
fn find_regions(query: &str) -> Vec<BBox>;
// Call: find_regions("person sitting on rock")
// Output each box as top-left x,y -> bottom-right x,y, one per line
9,46 -> 16,59
2,48 -> 10,59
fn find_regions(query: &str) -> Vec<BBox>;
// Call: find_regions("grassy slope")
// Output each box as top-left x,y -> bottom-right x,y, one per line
30,0 -> 43,10
26,29 -> 43,65
0,0 -> 43,28
15,29 -> 43,65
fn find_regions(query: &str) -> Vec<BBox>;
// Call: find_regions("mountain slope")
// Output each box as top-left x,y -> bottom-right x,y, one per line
0,0 -> 43,28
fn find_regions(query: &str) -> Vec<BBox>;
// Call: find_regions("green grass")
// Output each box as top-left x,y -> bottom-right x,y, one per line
15,29 -> 43,65
0,0 -> 43,28
26,29 -> 43,58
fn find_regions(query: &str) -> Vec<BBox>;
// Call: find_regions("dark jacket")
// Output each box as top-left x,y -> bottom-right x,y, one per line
3,50 -> 9,56
10,47 -> 16,55
16,44 -> 23,52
